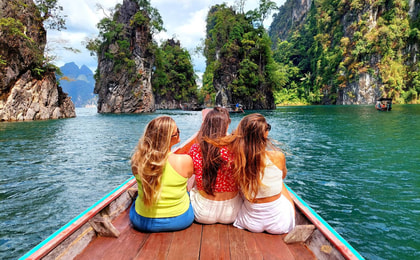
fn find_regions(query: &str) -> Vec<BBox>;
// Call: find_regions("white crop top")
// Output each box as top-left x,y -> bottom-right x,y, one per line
255,157 -> 283,198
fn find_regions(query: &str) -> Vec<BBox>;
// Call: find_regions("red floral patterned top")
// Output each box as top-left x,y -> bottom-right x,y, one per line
188,143 -> 238,192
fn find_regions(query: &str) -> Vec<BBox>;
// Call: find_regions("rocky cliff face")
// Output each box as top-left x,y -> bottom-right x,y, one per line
334,4 -> 382,105
408,0 -> 419,65
336,3 -> 418,104
269,0 -> 312,43
94,0 -> 155,113
0,0 -> 75,121
270,0 -> 420,105
153,38 -> 199,110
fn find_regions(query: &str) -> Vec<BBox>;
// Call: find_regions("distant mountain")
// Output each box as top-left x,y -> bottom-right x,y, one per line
58,62 -> 97,107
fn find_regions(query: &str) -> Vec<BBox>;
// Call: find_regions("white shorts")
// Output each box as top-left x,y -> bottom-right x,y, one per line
233,195 -> 295,234
190,188 -> 243,224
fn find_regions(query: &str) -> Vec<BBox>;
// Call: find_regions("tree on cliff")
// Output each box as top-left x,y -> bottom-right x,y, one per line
202,3 -> 279,109
152,39 -> 198,107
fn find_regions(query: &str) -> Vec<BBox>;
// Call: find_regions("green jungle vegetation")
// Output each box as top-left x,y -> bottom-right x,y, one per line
201,2 -> 280,108
152,39 -> 198,103
269,0 -> 420,105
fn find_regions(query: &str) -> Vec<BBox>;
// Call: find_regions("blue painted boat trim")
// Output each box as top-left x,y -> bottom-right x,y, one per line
19,177 -> 135,259
285,184 -> 364,259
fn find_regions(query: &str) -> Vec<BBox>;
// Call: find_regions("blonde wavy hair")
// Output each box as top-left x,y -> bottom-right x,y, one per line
131,116 -> 178,207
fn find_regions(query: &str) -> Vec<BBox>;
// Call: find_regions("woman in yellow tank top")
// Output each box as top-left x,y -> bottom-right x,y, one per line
129,116 -> 194,232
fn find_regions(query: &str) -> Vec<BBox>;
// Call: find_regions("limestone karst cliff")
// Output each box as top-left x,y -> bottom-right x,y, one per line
0,0 -> 75,121
203,4 -> 276,110
269,0 -> 420,105
94,0 -> 155,113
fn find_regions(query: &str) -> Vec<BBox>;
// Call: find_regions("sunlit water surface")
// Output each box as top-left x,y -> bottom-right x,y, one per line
1,105 -> 419,259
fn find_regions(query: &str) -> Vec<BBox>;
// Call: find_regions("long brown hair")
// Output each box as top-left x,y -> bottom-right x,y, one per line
208,113 -> 273,201
197,107 -> 231,195
131,116 -> 178,206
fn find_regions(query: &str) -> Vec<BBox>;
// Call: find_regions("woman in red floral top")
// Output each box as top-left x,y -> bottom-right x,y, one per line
188,107 -> 242,224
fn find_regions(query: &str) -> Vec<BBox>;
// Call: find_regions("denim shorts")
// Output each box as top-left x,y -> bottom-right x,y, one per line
129,200 -> 194,232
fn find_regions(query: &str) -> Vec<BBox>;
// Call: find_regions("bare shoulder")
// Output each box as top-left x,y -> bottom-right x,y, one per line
178,154 -> 193,164
169,153 -> 193,178
267,150 -> 285,163
169,153 -> 193,166
266,150 -> 287,178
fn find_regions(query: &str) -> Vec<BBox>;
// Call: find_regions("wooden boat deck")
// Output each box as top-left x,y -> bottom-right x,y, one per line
75,206 -> 315,260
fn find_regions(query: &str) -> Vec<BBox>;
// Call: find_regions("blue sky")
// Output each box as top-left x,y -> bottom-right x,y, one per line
47,0 -> 284,82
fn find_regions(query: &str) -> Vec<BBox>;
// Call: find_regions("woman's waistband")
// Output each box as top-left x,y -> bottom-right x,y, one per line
251,193 -> 281,204
197,189 -> 239,201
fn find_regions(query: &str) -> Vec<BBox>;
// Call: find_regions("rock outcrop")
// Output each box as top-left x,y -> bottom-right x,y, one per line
94,0 -> 155,113
0,0 -> 75,121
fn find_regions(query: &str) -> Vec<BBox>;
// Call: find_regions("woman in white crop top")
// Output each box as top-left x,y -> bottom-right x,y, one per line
210,113 -> 295,234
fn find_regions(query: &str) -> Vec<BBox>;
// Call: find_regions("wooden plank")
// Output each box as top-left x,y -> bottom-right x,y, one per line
200,224 -> 230,260
227,225 -> 262,260
253,232 -> 295,260
166,223 -> 202,259
286,242 -> 316,260
284,225 -> 315,243
75,229 -> 149,259
74,210 -> 150,259
134,232 -> 174,259
111,207 -> 133,231
45,222 -> 96,260
88,215 -> 120,237
306,230 -> 345,260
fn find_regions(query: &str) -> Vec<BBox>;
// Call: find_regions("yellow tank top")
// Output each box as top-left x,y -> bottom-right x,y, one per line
134,159 -> 190,218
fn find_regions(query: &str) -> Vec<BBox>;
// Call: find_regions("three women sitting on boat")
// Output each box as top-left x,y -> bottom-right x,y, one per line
129,108 -> 295,234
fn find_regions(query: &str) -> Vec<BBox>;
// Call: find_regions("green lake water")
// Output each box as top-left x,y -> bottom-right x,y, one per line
1,105 -> 419,259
